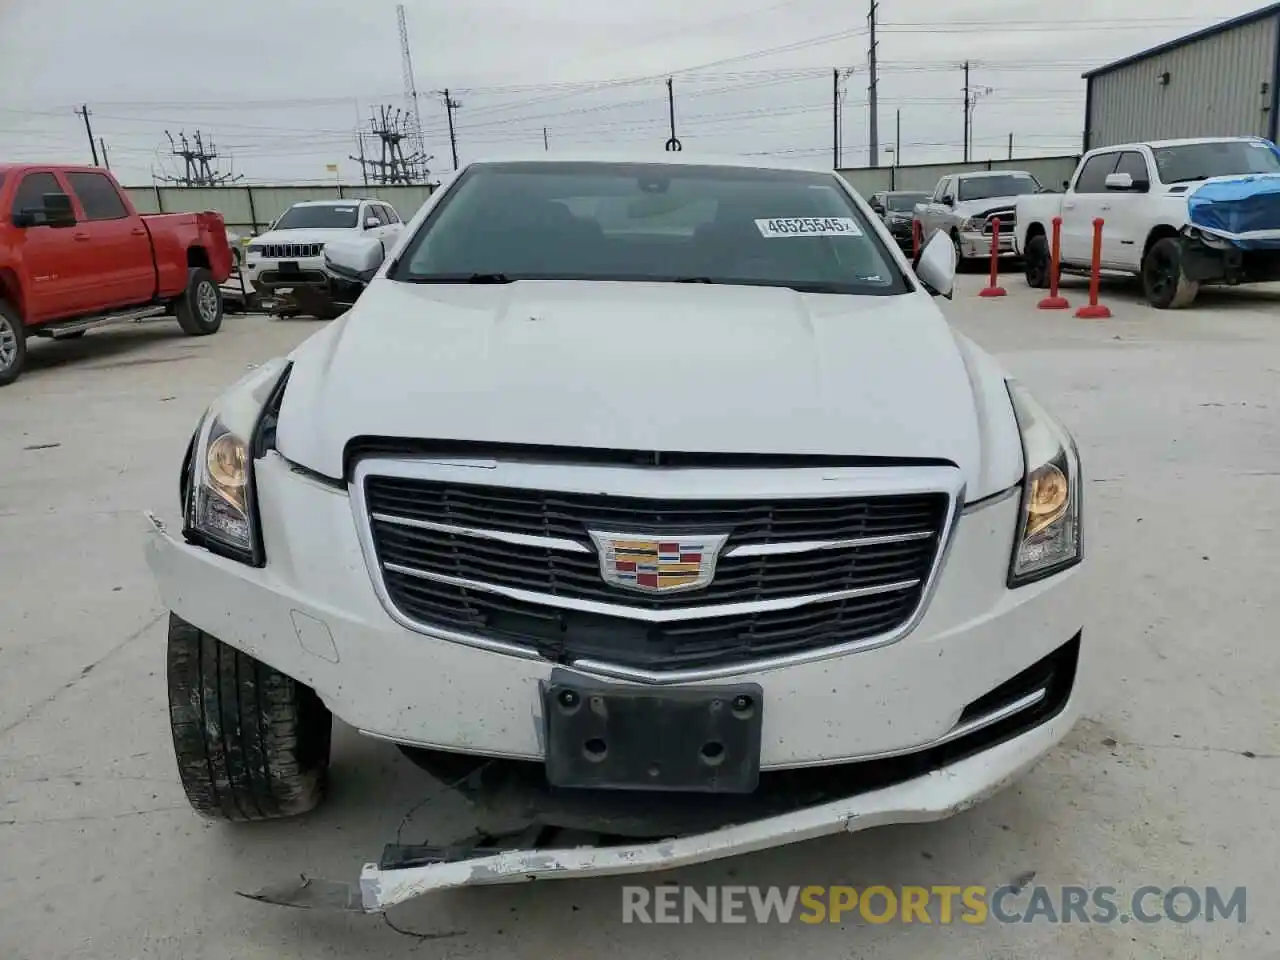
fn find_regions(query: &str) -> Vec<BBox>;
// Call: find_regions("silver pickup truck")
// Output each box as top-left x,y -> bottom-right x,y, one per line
913,170 -> 1043,264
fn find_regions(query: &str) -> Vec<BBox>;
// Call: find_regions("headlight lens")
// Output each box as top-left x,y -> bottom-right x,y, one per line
188,416 -> 254,557
961,217 -> 984,232
181,358 -> 291,566
1007,380 -> 1082,585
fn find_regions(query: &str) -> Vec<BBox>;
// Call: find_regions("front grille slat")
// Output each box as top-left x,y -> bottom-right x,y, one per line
364,475 -> 949,672
261,242 -> 325,259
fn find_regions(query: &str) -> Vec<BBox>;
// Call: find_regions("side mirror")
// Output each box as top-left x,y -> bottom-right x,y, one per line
324,236 -> 386,283
364,216 -> 380,230
1105,172 -> 1148,192
914,231 -> 956,300
1062,179 -> 1071,190
942,195 -> 955,207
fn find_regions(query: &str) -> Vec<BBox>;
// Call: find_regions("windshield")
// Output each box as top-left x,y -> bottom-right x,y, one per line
885,193 -> 928,212
391,161 -> 908,295
1152,140 -> 1280,183
957,175 -> 1040,202
272,204 -> 358,230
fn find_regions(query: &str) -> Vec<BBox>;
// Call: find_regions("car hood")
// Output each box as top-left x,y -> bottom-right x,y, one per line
953,197 -> 1022,219
274,279 -> 1019,497
249,228 -> 357,247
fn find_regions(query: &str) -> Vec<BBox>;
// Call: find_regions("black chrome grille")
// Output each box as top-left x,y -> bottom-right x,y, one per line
382,571 -> 923,671
364,477 -> 945,548
361,475 -> 950,671
371,522 -> 939,610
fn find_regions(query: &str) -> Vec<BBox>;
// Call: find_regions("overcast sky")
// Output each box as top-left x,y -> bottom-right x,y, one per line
0,0 -> 1270,184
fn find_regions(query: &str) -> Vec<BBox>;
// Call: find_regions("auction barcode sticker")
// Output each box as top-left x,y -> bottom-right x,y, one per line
754,217 -> 863,238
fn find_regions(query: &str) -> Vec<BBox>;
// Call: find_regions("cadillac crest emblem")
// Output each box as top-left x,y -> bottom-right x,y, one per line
588,531 -> 730,594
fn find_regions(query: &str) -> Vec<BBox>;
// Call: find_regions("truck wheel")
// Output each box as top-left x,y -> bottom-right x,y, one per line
1142,238 -> 1199,309
167,613 -> 332,821
175,267 -> 223,336
950,229 -> 967,267
0,301 -> 27,387
1023,234 -> 1050,288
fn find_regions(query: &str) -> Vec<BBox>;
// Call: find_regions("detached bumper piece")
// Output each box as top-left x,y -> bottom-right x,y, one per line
246,634 -> 1080,913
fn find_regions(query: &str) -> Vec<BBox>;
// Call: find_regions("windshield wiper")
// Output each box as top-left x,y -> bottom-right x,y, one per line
1166,174 -> 1214,183
674,276 -> 716,283
402,272 -> 514,284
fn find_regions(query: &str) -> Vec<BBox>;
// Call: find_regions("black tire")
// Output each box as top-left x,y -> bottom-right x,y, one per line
1024,233 -> 1050,289
167,613 -> 332,821
1142,237 -> 1200,309
950,229 -> 967,267
175,267 -> 224,336
0,300 -> 28,387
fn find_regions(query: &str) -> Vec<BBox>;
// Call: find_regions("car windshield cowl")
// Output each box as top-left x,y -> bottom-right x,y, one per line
389,160 -> 912,296
396,272 -> 894,295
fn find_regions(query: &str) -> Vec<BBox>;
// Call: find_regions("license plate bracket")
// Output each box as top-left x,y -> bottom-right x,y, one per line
543,669 -> 764,794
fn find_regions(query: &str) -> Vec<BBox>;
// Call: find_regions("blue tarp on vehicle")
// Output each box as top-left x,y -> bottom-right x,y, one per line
1187,140 -> 1280,249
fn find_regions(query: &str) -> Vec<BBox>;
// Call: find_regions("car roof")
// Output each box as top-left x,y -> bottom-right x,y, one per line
1143,137 -> 1264,149
954,170 -> 1035,179
289,198 -> 382,207
460,150 -> 838,174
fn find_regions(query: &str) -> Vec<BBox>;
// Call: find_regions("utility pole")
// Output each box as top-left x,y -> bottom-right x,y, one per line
75,105 -> 100,166
440,89 -> 461,169
833,68 -> 840,169
543,127 -> 549,152
962,61 -> 971,163
896,109 -> 901,166
99,138 -> 110,170
1007,132 -> 1014,160
867,0 -> 880,167
350,106 -> 430,184
396,5 -> 427,174
159,130 -> 242,186
664,78 -> 682,151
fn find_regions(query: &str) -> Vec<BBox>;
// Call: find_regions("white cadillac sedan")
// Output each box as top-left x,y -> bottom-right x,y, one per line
145,154 -> 1085,913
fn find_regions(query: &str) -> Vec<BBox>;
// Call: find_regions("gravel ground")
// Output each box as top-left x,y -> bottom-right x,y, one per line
2,271 -> 1278,959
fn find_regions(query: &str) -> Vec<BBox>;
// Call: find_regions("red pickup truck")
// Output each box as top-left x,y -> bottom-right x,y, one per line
0,164 -> 233,386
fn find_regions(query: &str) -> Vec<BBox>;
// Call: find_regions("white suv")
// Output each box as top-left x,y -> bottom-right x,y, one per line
245,199 -> 405,296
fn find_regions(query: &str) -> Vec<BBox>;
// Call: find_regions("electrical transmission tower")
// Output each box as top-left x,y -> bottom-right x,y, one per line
350,106 -> 431,184
157,131 -> 242,186
396,4 -> 428,176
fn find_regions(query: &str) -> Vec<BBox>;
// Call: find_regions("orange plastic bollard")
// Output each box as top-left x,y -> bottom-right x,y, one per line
1074,217 -> 1112,319
1037,216 -> 1070,310
978,217 -> 1007,297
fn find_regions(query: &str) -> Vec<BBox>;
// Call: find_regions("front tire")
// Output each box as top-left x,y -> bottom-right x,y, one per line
167,614 -> 332,821
0,300 -> 28,387
1023,233 -> 1050,288
1142,237 -> 1199,309
950,229 -> 967,267
175,267 -> 224,335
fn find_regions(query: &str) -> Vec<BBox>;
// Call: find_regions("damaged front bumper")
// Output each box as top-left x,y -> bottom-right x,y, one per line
245,694 -> 1077,913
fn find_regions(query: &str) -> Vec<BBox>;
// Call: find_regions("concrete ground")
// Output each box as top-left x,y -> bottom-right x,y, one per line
2,271 -> 1278,958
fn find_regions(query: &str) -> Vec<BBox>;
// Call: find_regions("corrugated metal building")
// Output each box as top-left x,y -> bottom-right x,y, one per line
1083,3 -> 1280,150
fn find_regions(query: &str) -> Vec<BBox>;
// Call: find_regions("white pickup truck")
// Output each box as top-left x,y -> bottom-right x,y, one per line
1014,137 -> 1280,308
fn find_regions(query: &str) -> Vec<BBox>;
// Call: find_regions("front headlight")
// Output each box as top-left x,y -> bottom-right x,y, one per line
961,217 -> 984,232
1007,379 -> 1082,586
182,358 -> 291,566
188,415 -> 253,556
